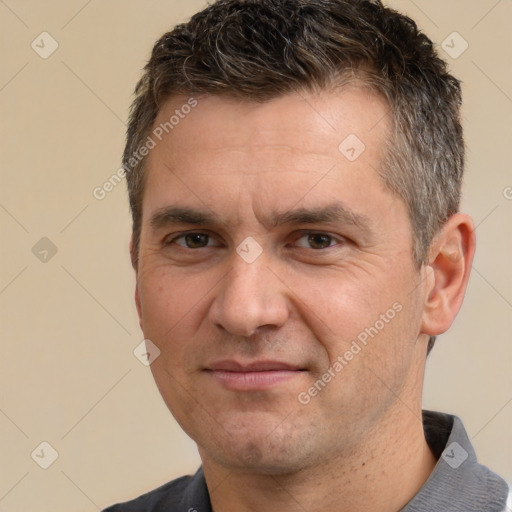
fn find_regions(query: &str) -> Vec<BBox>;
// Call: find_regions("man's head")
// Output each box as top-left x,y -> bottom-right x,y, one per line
125,0 -> 466,354
125,0 -> 464,266
125,0 -> 475,479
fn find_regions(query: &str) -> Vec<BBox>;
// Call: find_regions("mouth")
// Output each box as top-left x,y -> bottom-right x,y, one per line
205,360 -> 306,391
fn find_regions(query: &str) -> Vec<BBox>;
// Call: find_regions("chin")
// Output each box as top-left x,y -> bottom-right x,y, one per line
200,425 -> 317,475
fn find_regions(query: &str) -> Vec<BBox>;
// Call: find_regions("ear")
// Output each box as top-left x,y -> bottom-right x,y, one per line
129,235 -> 143,331
421,213 -> 476,336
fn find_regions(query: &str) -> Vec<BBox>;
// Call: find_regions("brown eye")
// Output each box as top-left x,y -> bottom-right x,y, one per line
172,233 -> 211,248
294,232 -> 339,250
306,233 -> 334,249
184,233 -> 209,248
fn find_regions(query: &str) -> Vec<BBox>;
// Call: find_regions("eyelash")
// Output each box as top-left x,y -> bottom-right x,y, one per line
165,231 -> 346,250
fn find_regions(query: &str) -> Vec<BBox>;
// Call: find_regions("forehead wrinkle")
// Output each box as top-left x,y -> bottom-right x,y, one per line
193,169 -> 331,179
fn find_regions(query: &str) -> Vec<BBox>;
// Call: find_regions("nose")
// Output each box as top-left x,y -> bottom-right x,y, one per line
209,252 -> 290,337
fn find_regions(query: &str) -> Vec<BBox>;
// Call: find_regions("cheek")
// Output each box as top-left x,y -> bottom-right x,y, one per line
285,269 -> 383,335
137,265 -> 202,342
137,263 -> 224,373
139,269 -> 203,406
285,264 -> 416,360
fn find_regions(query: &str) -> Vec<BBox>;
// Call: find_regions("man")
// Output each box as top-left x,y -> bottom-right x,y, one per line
104,0 -> 511,510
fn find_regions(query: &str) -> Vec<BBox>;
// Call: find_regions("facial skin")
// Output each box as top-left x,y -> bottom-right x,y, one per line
133,88 -> 475,511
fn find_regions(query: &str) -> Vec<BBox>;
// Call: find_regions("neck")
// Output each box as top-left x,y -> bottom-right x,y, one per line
201,404 -> 437,512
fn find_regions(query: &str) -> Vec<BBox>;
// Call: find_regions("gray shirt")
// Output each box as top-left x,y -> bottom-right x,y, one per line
103,411 -> 510,511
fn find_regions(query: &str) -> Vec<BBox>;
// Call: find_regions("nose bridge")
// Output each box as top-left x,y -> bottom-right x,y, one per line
210,251 -> 288,337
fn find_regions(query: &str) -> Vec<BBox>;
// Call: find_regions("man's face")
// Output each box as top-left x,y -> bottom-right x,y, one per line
134,88 -> 431,473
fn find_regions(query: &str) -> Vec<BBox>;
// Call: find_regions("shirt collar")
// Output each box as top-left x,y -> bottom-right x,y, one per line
401,410 -> 509,511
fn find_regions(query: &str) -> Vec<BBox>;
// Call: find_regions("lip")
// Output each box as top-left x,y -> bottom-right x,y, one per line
208,360 -> 301,372
205,360 -> 304,391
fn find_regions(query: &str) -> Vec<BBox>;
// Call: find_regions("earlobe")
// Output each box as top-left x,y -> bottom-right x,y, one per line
421,213 -> 476,336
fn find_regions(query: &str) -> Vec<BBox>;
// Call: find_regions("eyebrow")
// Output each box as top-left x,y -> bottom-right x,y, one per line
149,207 -> 217,230
148,203 -> 374,237
267,204 -> 373,234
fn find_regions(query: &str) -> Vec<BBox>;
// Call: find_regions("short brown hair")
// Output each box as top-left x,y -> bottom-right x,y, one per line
124,0 -> 465,354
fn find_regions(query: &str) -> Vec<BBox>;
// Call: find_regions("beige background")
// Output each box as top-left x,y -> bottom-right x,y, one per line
0,0 -> 511,510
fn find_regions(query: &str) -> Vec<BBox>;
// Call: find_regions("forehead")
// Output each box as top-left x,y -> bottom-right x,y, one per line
150,87 -> 390,162
141,88 -> 402,232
